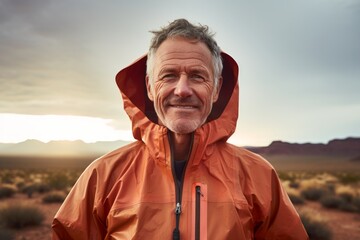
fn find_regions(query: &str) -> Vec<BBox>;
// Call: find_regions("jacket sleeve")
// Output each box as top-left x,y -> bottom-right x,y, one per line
254,169 -> 309,240
52,164 -> 107,240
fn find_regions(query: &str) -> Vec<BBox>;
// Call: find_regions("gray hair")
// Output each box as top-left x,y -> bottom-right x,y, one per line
146,19 -> 223,90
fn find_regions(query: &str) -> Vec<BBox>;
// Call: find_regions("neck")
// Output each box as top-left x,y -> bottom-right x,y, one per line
170,132 -> 192,161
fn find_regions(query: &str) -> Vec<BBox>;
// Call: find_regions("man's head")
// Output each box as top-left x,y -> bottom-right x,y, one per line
146,19 -> 223,134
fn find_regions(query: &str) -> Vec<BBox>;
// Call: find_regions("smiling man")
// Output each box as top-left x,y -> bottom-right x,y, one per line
146,36 -> 222,162
52,19 -> 308,240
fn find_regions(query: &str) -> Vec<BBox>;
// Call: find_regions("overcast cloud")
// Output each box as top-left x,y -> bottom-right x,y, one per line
0,0 -> 359,145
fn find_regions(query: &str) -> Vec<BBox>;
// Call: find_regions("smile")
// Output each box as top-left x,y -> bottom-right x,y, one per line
172,105 -> 195,108
169,105 -> 197,109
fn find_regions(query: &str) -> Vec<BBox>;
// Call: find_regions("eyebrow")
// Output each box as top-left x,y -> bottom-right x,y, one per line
158,67 -> 179,76
158,65 -> 210,76
187,67 -> 210,77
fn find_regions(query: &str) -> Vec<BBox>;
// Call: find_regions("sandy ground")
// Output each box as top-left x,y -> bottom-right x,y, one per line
1,194 -> 360,240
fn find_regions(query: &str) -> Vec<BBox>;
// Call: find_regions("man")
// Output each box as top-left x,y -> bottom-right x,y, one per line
52,19 -> 308,239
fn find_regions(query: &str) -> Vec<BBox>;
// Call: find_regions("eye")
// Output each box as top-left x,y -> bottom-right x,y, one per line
161,73 -> 177,81
189,73 -> 205,81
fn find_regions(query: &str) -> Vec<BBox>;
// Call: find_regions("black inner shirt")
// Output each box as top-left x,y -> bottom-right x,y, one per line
174,159 -> 187,184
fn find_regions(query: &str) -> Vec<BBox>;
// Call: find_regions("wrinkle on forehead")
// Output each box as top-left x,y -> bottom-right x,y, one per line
154,38 -> 213,74
156,38 -> 211,58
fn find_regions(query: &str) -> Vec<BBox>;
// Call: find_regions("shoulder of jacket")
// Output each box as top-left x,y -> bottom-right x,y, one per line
85,141 -> 145,172
222,143 -> 275,171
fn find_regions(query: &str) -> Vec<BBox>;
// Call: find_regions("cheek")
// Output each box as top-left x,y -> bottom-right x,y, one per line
152,84 -> 169,108
199,85 -> 217,104
154,82 -> 174,97
153,82 -> 165,95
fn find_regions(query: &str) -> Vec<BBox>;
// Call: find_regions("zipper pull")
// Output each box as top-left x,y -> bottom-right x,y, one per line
175,202 -> 181,215
196,186 -> 204,196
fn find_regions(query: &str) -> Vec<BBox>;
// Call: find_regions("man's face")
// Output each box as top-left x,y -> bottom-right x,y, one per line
146,37 -> 222,134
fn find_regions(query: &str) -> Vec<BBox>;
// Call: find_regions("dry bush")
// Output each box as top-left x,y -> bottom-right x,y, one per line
42,191 -> 66,203
0,170 -> 16,184
0,204 -> 45,229
289,181 -> 301,189
288,193 -> 305,205
336,185 -> 356,202
338,201 -> 358,213
278,172 -> 297,182
300,211 -> 332,240
301,187 -> 327,201
20,182 -> 51,198
46,172 -> 73,190
335,172 -> 360,185
352,197 -> 360,213
0,185 -> 16,199
299,173 -> 338,190
320,195 -> 344,209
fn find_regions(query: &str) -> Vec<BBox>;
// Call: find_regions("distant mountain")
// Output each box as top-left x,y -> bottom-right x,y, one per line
0,139 -> 130,157
0,137 -> 359,158
248,137 -> 360,157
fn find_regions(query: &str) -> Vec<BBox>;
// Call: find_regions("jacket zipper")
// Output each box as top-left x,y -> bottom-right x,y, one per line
169,132 -> 194,240
172,173 -> 183,240
192,183 -> 207,240
195,185 -> 201,240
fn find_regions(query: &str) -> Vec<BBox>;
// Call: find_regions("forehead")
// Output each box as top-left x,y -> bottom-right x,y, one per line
154,37 -> 213,70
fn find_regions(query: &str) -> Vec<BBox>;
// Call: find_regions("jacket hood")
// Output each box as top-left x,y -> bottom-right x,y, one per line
115,52 -> 239,144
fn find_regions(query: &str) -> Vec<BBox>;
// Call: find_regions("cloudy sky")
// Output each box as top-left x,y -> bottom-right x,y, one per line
0,0 -> 359,146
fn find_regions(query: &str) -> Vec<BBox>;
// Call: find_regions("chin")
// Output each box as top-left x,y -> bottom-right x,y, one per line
168,119 -> 202,134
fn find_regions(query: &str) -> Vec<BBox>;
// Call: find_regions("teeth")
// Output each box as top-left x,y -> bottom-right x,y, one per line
173,105 -> 194,109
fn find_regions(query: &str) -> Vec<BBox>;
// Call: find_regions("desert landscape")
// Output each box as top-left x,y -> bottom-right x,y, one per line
1,1 -> 358,239
1,137 -> 360,240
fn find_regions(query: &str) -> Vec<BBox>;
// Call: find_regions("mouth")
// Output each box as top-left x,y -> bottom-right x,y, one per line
169,105 -> 197,109
165,97 -> 200,111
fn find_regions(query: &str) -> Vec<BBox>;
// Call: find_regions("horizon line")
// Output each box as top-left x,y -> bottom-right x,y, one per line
0,136 -> 359,148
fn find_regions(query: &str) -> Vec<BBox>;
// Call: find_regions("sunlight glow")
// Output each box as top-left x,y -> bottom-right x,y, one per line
0,113 -> 134,143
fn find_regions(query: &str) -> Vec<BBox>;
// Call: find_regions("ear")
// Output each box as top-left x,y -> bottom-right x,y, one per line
146,75 -> 154,101
212,76 -> 223,102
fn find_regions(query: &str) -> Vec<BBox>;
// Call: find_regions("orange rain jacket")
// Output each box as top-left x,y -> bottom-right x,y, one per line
52,53 -> 308,240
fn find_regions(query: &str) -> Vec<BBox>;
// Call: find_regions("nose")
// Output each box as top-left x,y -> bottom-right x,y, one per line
174,74 -> 192,98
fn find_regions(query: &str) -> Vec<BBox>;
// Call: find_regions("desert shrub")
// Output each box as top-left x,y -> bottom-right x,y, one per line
0,171 -> 15,184
20,183 -> 51,198
33,182 -> 51,193
300,213 -> 332,240
336,172 -> 360,184
278,172 -> 296,182
0,185 -> 16,199
289,181 -> 300,189
288,193 -> 305,205
353,197 -> 360,212
46,172 -> 71,190
325,183 -> 336,194
0,204 -> 44,228
320,195 -> 344,209
15,181 -> 25,190
338,192 -> 354,203
338,202 -> 358,213
301,187 -> 327,201
0,228 -> 14,240
42,192 -> 66,203
20,184 -> 36,198
336,185 -> 355,201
